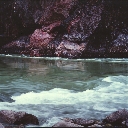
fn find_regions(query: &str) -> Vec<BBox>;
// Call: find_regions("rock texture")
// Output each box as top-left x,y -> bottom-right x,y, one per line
52,118 -> 83,127
103,109 -> 128,126
0,110 -> 39,125
0,0 -> 128,58
52,109 -> 128,127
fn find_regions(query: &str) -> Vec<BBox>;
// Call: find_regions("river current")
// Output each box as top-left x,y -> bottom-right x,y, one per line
0,54 -> 128,127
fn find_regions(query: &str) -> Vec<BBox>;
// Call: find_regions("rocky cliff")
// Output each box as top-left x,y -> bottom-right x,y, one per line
0,0 -> 128,58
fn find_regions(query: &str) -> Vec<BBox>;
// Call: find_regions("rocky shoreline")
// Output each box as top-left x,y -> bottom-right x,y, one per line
0,109 -> 128,127
0,0 -> 128,59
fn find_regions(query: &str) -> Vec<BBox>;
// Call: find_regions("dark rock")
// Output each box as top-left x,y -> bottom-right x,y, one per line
38,0 -> 76,25
0,36 -> 30,54
108,34 -> 128,57
0,110 -> 39,125
0,0 -> 128,58
125,119 -> 128,127
71,118 -> 95,127
0,93 -> 14,103
0,123 -> 25,128
103,109 -> 128,126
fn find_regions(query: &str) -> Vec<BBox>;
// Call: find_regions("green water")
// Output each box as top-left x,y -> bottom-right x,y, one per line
0,55 -> 128,126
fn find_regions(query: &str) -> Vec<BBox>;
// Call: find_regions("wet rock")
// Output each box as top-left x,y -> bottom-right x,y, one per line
52,119 -> 83,127
55,41 -> 86,58
0,93 -> 14,103
0,110 -> 39,125
103,109 -> 128,126
0,123 -> 4,128
71,118 -> 95,127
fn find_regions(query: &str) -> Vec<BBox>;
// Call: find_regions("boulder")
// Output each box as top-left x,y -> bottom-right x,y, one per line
103,109 -> 128,126
0,110 -> 39,125
71,118 -> 95,127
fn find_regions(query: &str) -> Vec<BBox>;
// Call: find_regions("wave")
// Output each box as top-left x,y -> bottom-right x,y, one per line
10,75 -> 128,107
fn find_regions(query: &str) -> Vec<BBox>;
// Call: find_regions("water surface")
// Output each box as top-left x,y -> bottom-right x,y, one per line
0,55 -> 128,127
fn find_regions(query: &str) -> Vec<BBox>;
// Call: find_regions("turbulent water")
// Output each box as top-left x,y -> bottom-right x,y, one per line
0,54 -> 128,127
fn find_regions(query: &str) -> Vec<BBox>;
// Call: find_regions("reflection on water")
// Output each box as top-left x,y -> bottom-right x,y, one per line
0,56 -> 128,94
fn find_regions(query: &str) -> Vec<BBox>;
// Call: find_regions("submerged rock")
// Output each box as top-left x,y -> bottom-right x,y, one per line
0,94 -> 14,103
0,110 -> 39,125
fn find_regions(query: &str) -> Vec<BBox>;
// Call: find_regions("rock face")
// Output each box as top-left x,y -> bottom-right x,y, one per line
0,110 -> 39,125
0,0 -> 128,58
71,118 -> 96,127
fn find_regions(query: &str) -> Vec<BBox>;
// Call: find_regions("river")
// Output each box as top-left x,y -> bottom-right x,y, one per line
0,54 -> 128,127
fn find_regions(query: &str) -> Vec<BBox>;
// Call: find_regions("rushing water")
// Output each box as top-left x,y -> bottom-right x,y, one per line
0,54 -> 128,127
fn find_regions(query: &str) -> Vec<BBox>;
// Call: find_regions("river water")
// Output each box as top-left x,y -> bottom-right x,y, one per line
0,54 -> 128,127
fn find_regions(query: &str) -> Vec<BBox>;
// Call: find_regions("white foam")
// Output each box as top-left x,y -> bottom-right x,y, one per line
11,75 -> 128,106
0,75 -> 128,127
